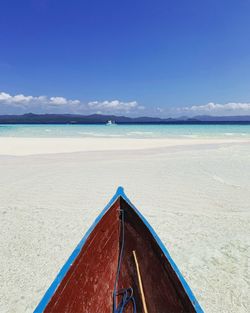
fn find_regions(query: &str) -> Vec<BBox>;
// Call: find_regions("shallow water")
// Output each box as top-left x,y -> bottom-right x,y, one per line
1,124 -> 250,138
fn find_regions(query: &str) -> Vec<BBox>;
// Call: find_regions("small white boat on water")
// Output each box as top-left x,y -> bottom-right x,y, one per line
106,120 -> 116,126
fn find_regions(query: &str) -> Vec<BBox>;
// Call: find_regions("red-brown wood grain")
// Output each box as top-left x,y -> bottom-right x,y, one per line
43,197 -> 196,313
118,197 -> 196,313
44,199 -> 120,313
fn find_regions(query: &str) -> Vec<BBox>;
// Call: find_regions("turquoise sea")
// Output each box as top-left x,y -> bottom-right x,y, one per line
1,124 -> 250,138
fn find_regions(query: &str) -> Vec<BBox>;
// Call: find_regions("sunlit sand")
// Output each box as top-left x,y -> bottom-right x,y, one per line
0,137 -> 249,312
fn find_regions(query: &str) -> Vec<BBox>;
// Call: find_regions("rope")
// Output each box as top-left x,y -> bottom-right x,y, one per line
113,287 -> 136,313
113,210 -> 137,313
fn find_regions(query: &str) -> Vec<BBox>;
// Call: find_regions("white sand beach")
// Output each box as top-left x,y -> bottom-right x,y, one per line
0,137 -> 250,312
0,136 -> 250,155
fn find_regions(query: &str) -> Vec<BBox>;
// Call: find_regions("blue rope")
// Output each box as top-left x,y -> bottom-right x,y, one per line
113,210 -> 137,313
114,288 -> 136,313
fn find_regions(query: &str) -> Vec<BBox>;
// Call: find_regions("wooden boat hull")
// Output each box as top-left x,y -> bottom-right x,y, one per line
34,187 -> 203,313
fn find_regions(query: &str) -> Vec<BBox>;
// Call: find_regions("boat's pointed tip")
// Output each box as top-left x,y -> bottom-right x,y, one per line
116,186 -> 125,196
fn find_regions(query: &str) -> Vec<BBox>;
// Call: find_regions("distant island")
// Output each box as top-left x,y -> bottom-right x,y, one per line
1,113 -> 250,124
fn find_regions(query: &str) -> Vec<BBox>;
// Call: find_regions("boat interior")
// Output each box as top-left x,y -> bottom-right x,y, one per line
43,196 -> 197,313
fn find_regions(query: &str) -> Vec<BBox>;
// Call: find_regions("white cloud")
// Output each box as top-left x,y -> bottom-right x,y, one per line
178,102 -> 250,116
49,97 -> 80,106
0,92 -> 82,114
49,97 -> 68,105
156,107 -> 164,113
87,100 -> 144,113
0,91 -> 143,115
0,92 -> 34,104
0,92 -> 12,101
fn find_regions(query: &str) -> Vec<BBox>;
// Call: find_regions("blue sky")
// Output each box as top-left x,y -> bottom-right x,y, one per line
1,0 -> 250,116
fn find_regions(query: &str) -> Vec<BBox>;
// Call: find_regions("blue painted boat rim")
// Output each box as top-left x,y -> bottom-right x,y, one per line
33,189 -> 121,313
118,187 -> 203,312
33,186 -> 203,313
